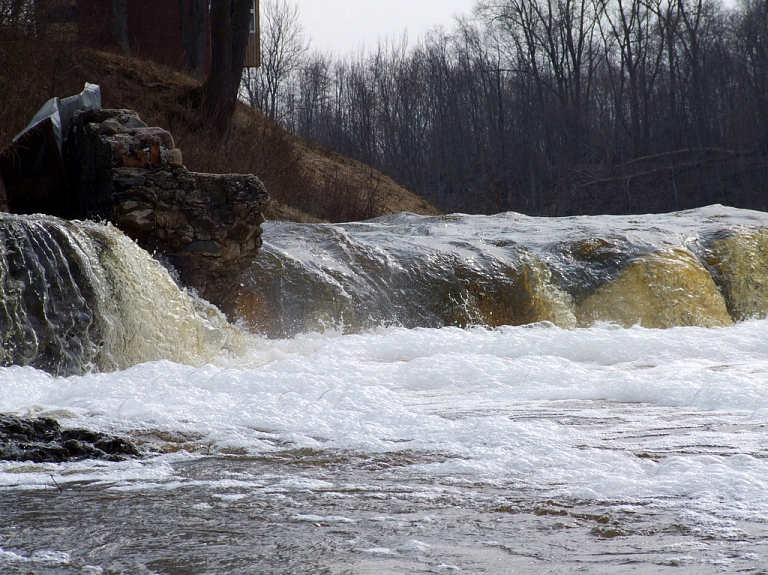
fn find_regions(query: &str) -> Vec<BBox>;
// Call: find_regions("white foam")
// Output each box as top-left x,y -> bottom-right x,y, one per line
1,321 -> 768,522
399,539 -> 430,552
361,547 -> 395,555
0,548 -> 70,565
291,514 -> 357,523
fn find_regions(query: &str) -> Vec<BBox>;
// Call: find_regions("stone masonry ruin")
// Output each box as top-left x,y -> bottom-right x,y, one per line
1,91 -> 271,321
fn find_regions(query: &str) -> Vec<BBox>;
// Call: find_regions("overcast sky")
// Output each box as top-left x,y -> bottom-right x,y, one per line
294,0 -> 477,56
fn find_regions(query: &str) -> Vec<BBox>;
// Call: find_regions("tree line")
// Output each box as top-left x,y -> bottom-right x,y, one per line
246,0 -> 768,215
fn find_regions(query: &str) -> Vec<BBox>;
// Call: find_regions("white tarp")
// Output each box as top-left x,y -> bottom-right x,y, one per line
14,83 -> 102,152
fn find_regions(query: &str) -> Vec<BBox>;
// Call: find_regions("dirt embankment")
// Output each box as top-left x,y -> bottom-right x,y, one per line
0,36 -> 439,222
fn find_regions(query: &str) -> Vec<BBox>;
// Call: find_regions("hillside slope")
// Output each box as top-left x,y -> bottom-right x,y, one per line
295,139 -> 439,217
0,38 -> 439,222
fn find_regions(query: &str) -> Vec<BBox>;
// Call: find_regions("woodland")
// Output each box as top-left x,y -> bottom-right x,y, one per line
2,0 -> 767,217
245,0 -> 768,215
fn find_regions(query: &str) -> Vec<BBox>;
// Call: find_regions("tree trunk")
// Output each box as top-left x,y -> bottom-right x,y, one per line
112,0 -> 130,55
202,0 -> 252,129
180,0 -> 207,78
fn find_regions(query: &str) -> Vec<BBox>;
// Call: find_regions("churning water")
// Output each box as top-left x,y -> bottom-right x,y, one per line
1,206 -> 768,573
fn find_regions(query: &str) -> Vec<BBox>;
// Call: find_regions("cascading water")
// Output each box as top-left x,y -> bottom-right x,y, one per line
2,205 -> 768,574
0,214 -> 246,375
243,204 -> 768,336
4,205 -> 768,371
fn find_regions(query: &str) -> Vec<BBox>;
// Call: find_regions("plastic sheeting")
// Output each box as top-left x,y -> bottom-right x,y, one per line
13,83 -> 102,152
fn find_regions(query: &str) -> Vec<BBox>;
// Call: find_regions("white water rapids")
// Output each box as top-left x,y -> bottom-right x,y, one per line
1,206 -> 768,573
2,321 -> 768,509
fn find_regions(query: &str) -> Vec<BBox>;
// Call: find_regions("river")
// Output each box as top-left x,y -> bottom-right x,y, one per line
1,206 -> 767,573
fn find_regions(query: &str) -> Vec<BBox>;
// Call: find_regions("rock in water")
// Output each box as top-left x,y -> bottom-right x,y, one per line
62,108 -> 270,318
0,414 -> 139,463
575,250 -> 732,328
704,229 -> 768,321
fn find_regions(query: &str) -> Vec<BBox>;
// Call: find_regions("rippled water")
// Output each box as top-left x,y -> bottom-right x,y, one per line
3,453 -> 767,574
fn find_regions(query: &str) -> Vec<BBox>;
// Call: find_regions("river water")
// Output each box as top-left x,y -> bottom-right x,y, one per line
2,323 -> 768,573
1,207 -> 768,573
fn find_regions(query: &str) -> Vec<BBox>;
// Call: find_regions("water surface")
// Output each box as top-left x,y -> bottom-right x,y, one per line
2,322 -> 768,573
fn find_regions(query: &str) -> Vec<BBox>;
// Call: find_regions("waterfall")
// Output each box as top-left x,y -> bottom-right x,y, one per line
3,205 -> 768,373
0,214 -> 245,375
241,205 -> 768,337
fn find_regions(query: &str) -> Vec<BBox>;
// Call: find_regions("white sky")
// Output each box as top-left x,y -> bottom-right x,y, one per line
294,0 -> 478,56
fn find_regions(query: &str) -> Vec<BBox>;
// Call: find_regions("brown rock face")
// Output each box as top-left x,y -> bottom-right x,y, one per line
107,168 -> 268,259
5,108 -> 270,320
107,167 -> 269,314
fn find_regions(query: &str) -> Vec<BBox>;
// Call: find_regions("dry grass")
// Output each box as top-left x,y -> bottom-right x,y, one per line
297,140 -> 440,218
0,32 -> 440,222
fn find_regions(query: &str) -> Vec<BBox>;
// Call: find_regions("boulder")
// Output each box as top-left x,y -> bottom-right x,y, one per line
0,414 -> 140,463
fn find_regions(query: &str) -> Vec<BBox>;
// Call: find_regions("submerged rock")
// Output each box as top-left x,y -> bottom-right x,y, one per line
452,255 -> 576,329
0,414 -> 139,463
247,208 -> 768,336
705,230 -> 768,321
576,250 -> 732,328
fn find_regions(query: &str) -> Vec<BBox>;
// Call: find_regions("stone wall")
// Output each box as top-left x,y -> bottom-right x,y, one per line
62,108 -> 270,316
1,107 -> 270,320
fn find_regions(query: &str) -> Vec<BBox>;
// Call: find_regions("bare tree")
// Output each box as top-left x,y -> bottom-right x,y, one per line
111,0 -> 130,54
1,0 -> 34,33
243,0 -> 308,120
599,0 -> 665,156
293,49 -> 332,139
736,0 -> 768,151
254,0 -> 768,216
